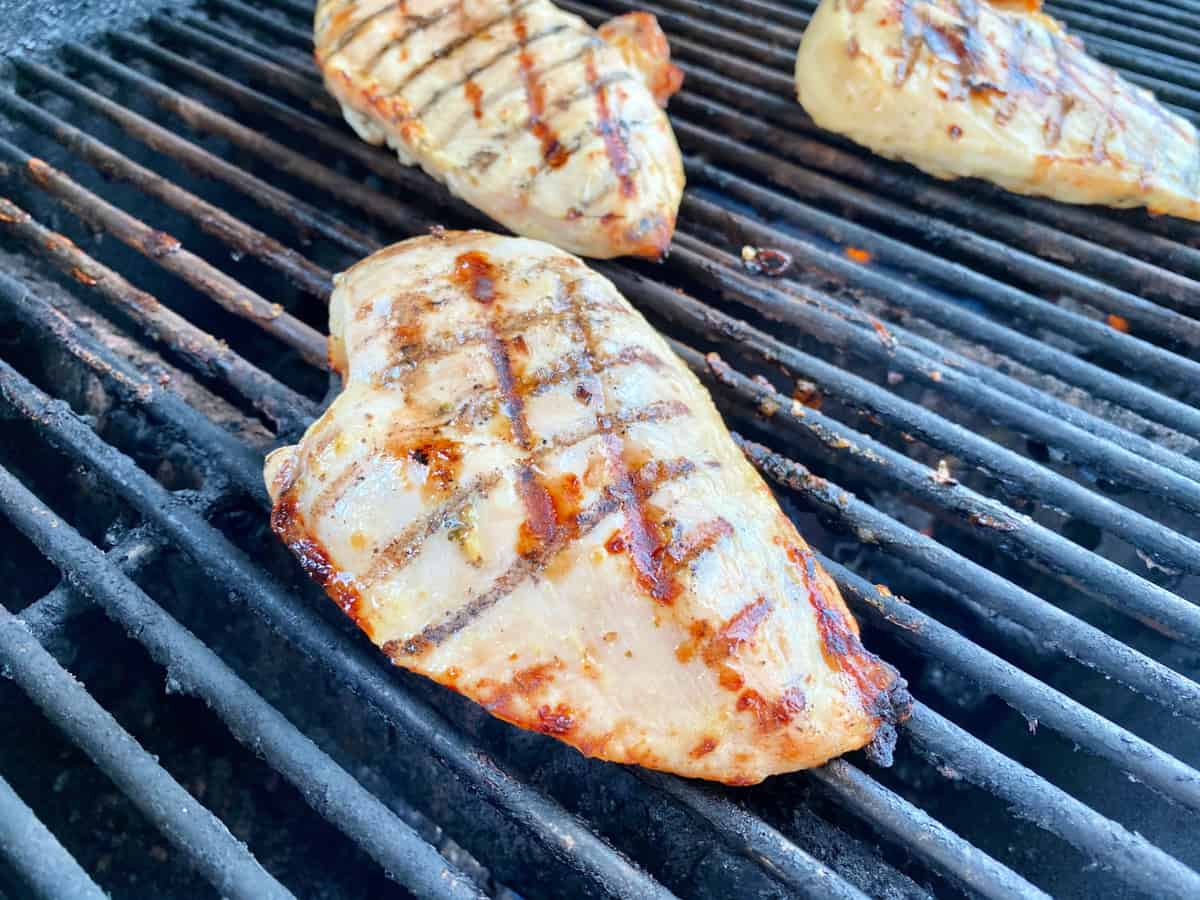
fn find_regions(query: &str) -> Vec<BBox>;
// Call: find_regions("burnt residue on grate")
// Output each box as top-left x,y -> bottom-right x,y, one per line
0,0 -> 1198,898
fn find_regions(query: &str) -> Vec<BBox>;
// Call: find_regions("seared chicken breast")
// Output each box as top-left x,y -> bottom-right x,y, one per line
795,0 -> 1200,220
265,231 -> 907,784
314,0 -> 685,258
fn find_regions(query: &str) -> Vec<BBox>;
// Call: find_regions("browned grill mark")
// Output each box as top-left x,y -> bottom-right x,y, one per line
456,249 -> 563,575
666,518 -> 735,571
994,16 -> 1031,125
379,302 -> 630,382
383,270 -> 692,653
364,0 -> 534,89
323,1 -> 406,59
271,488 -> 370,635
305,396 -> 686,576
389,491 -> 621,656
689,737 -> 718,759
894,1 -> 924,87
549,401 -> 691,452
445,37 -> 603,152
484,47 -> 629,141
562,280 -> 699,606
485,333 -> 533,446
513,1 -> 570,168
585,45 -> 637,199
391,436 -> 464,500
416,23 -> 571,119
453,250 -> 499,304
308,456 -> 368,524
390,456 -> 698,656
736,686 -> 806,733
346,2 -> 456,74
519,345 -> 664,396
463,80 -> 484,119
306,396 -> 496,523
360,470 -> 504,586
1187,138 -> 1200,197
599,433 -> 674,602
449,250 -> 534,452
1043,26 -> 1076,148
786,542 -> 901,720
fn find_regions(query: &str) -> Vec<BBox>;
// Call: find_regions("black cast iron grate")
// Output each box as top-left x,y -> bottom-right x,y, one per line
0,0 -> 1199,897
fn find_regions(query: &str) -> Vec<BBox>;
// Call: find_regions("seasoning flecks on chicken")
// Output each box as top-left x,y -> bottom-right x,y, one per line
314,0 -> 685,259
265,231 -> 908,784
795,0 -> 1200,221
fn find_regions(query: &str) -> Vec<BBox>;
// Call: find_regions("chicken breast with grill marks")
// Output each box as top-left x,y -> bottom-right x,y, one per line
264,231 -> 908,784
795,0 -> 1200,221
314,0 -> 685,259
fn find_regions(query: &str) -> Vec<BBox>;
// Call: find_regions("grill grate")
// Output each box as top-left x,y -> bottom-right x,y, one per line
1,0 -> 1199,897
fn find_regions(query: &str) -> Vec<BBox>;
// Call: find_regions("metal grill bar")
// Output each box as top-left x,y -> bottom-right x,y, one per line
656,238 -> 1200,638
0,774 -> 107,900
0,266 -> 945,899
0,577 -> 295,900
56,45 -> 436,233
2,244 -> 1180,900
0,247 -> 1046,898
806,758 -> 1049,900
156,19 -> 1200,513
0,316 -> 675,900
0,137 -> 328,369
9,59 -> 376,258
0,89 -> 330,299
1053,0 -> 1200,34
632,774 -> 871,900
0,462 -> 489,900
178,11 -> 325,75
155,16 -> 333,113
0,288 -> 1019,899
14,1 -> 1195,696
663,74 -> 1200,325
664,58 -> 1200,293
558,2 -> 1200,288
56,30 -> 1200,542
622,272 -> 1197,707
679,152 -> 1200,399
0,195 -> 317,434
2,2 -> 1198,895
903,702 -> 1200,899
568,0 -> 1200,354
717,431 -> 1200,808
0,274 -> 265,500
39,31 -> 1197,673
667,231 -> 1200,503
209,0 -> 316,48
729,0 -> 1200,111
677,125 -> 1200,357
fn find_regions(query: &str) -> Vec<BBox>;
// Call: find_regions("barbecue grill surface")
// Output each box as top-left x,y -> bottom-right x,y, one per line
0,1 -> 1199,898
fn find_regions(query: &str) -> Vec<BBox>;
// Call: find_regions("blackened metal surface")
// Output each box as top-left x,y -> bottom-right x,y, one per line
0,0 -> 193,58
1,0 -> 1199,898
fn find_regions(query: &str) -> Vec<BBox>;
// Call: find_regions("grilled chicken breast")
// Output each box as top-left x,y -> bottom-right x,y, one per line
265,231 -> 907,784
795,0 -> 1200,220
314,0 -> 685,258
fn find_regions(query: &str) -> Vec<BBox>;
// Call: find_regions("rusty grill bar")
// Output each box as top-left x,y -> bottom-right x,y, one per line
0,0 -> 1198,897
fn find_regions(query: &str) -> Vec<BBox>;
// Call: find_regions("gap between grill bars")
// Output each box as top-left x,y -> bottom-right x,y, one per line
1,0 -> 1198,897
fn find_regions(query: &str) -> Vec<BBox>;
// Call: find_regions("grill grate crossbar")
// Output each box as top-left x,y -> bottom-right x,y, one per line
0,459 -> 491,900
0,773 -> 108,900
1,1 -> 1198,896
0,539 -> 296,900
